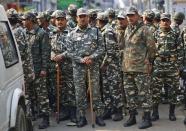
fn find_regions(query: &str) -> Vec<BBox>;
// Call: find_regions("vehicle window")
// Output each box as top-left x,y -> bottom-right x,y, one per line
0,21 -> 19,68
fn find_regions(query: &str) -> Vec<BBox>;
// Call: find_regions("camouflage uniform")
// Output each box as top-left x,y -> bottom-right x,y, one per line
152,28 -> 180,105
6,8 -> 34,83
66,25 -> 105,117
98,13 -> 123,115
152,15 -> 181,105
50,27 -> 76,107
123,21 -> 156,112
25,22 -> 51,116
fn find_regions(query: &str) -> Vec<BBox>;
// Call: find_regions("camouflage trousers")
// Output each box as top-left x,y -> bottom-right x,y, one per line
123,72 -> 152,112
27,74 -> 50,115
73,62 -> 104,117
101,60 -> 123,109
48,61 -> 76,110
152,67 -> 179,105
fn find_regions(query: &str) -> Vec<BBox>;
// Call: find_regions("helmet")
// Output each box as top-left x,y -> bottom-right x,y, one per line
68,4 -> 77,16
173,12 -> 185,20
88,9 -> 97,18
106,8 -> 115,17
143,9 -> 155,20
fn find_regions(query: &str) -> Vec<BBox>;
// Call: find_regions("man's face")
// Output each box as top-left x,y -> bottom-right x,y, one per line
37,18 -> 45,27
117,17 -> 128,28
0,33 -> 8,44
76,15 -> 89,28
50,17 -> 56,26
127,13 -> 139,25
22,19 -> 31,29
55,17 -> 67,29
160,18 -> 171,28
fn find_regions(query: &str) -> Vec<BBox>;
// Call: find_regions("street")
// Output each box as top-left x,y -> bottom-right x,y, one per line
33,104 -> 186,131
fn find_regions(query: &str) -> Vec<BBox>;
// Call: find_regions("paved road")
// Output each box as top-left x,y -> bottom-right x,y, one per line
33,104 -> 186,131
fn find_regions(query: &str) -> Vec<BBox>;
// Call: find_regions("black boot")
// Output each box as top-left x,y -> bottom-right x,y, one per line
169,104 -> 176,121
138,111 -> 152,129
38,115 -> 49,129
77,117 -> 87,128
123,110 -> 136,127
59,106 -> 70,121
184,95 -> 186,110
102,108 -> 112,120
70,106 -> 77,123
184,117 -> 186,125
151,104 -> 159,121
96,116 -> 106,126
112,107 -> 123,121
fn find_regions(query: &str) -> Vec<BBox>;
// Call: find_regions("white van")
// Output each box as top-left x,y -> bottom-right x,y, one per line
0,4 -> 32,131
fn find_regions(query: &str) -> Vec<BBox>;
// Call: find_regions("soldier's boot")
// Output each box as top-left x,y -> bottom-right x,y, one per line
38,114 -> 50,129
59,106 -> 70,121
96,116 -> 106,127
184,95 -> 186,110
70,106 -> 77,123
102,108 -> 112,120
123,110 -> 136,127
184,117 -> 186,125
169,104 -> 176,121
31,105 -> 37,121
138,112 -> 152,129
151,104 -> 159,121
77,116 -> 87,128
112,107 -> 123,121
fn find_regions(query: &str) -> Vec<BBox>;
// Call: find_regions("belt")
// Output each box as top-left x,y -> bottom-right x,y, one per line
156,56 -> 176,62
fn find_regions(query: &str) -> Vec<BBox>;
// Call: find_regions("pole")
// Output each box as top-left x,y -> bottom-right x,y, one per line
56,63 -> 60,124
87,66 -> 95,128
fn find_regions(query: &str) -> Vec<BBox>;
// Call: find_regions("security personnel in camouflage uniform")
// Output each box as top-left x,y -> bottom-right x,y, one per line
97,12 -> 123,121
22,12 -> 51,129
6,8 -> 35,84
115,10 -> 128,116
7,9 -> 35,119
143,9 -> 157,33
171,12 -> 185,38
123,6 -> 156,129
151,13 -> 180,122
152,9 -> 160,29
105,8 -> 116,28
67,4 -> 77,29
115,11 -> 128,50
36,11 -> 57,111
50,10 -> 76,123
66,8 -> 105,127
88,9 -> 97,27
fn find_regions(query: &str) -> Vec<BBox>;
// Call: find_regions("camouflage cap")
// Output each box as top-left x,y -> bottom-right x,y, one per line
106,8 -> 115,16
6,8 -> 19,18
126,6 -> 138,15
117,11 -> 126,19
21,12 -> 36,21
77,8 -> 88,16
160,13 -> 171,20
55,10 -> 66,18
68,4 -> 77,15
143,10 -> 155,20
96,12 -> 108,21
88,9 -> 97,16
36,12 -> 45,19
